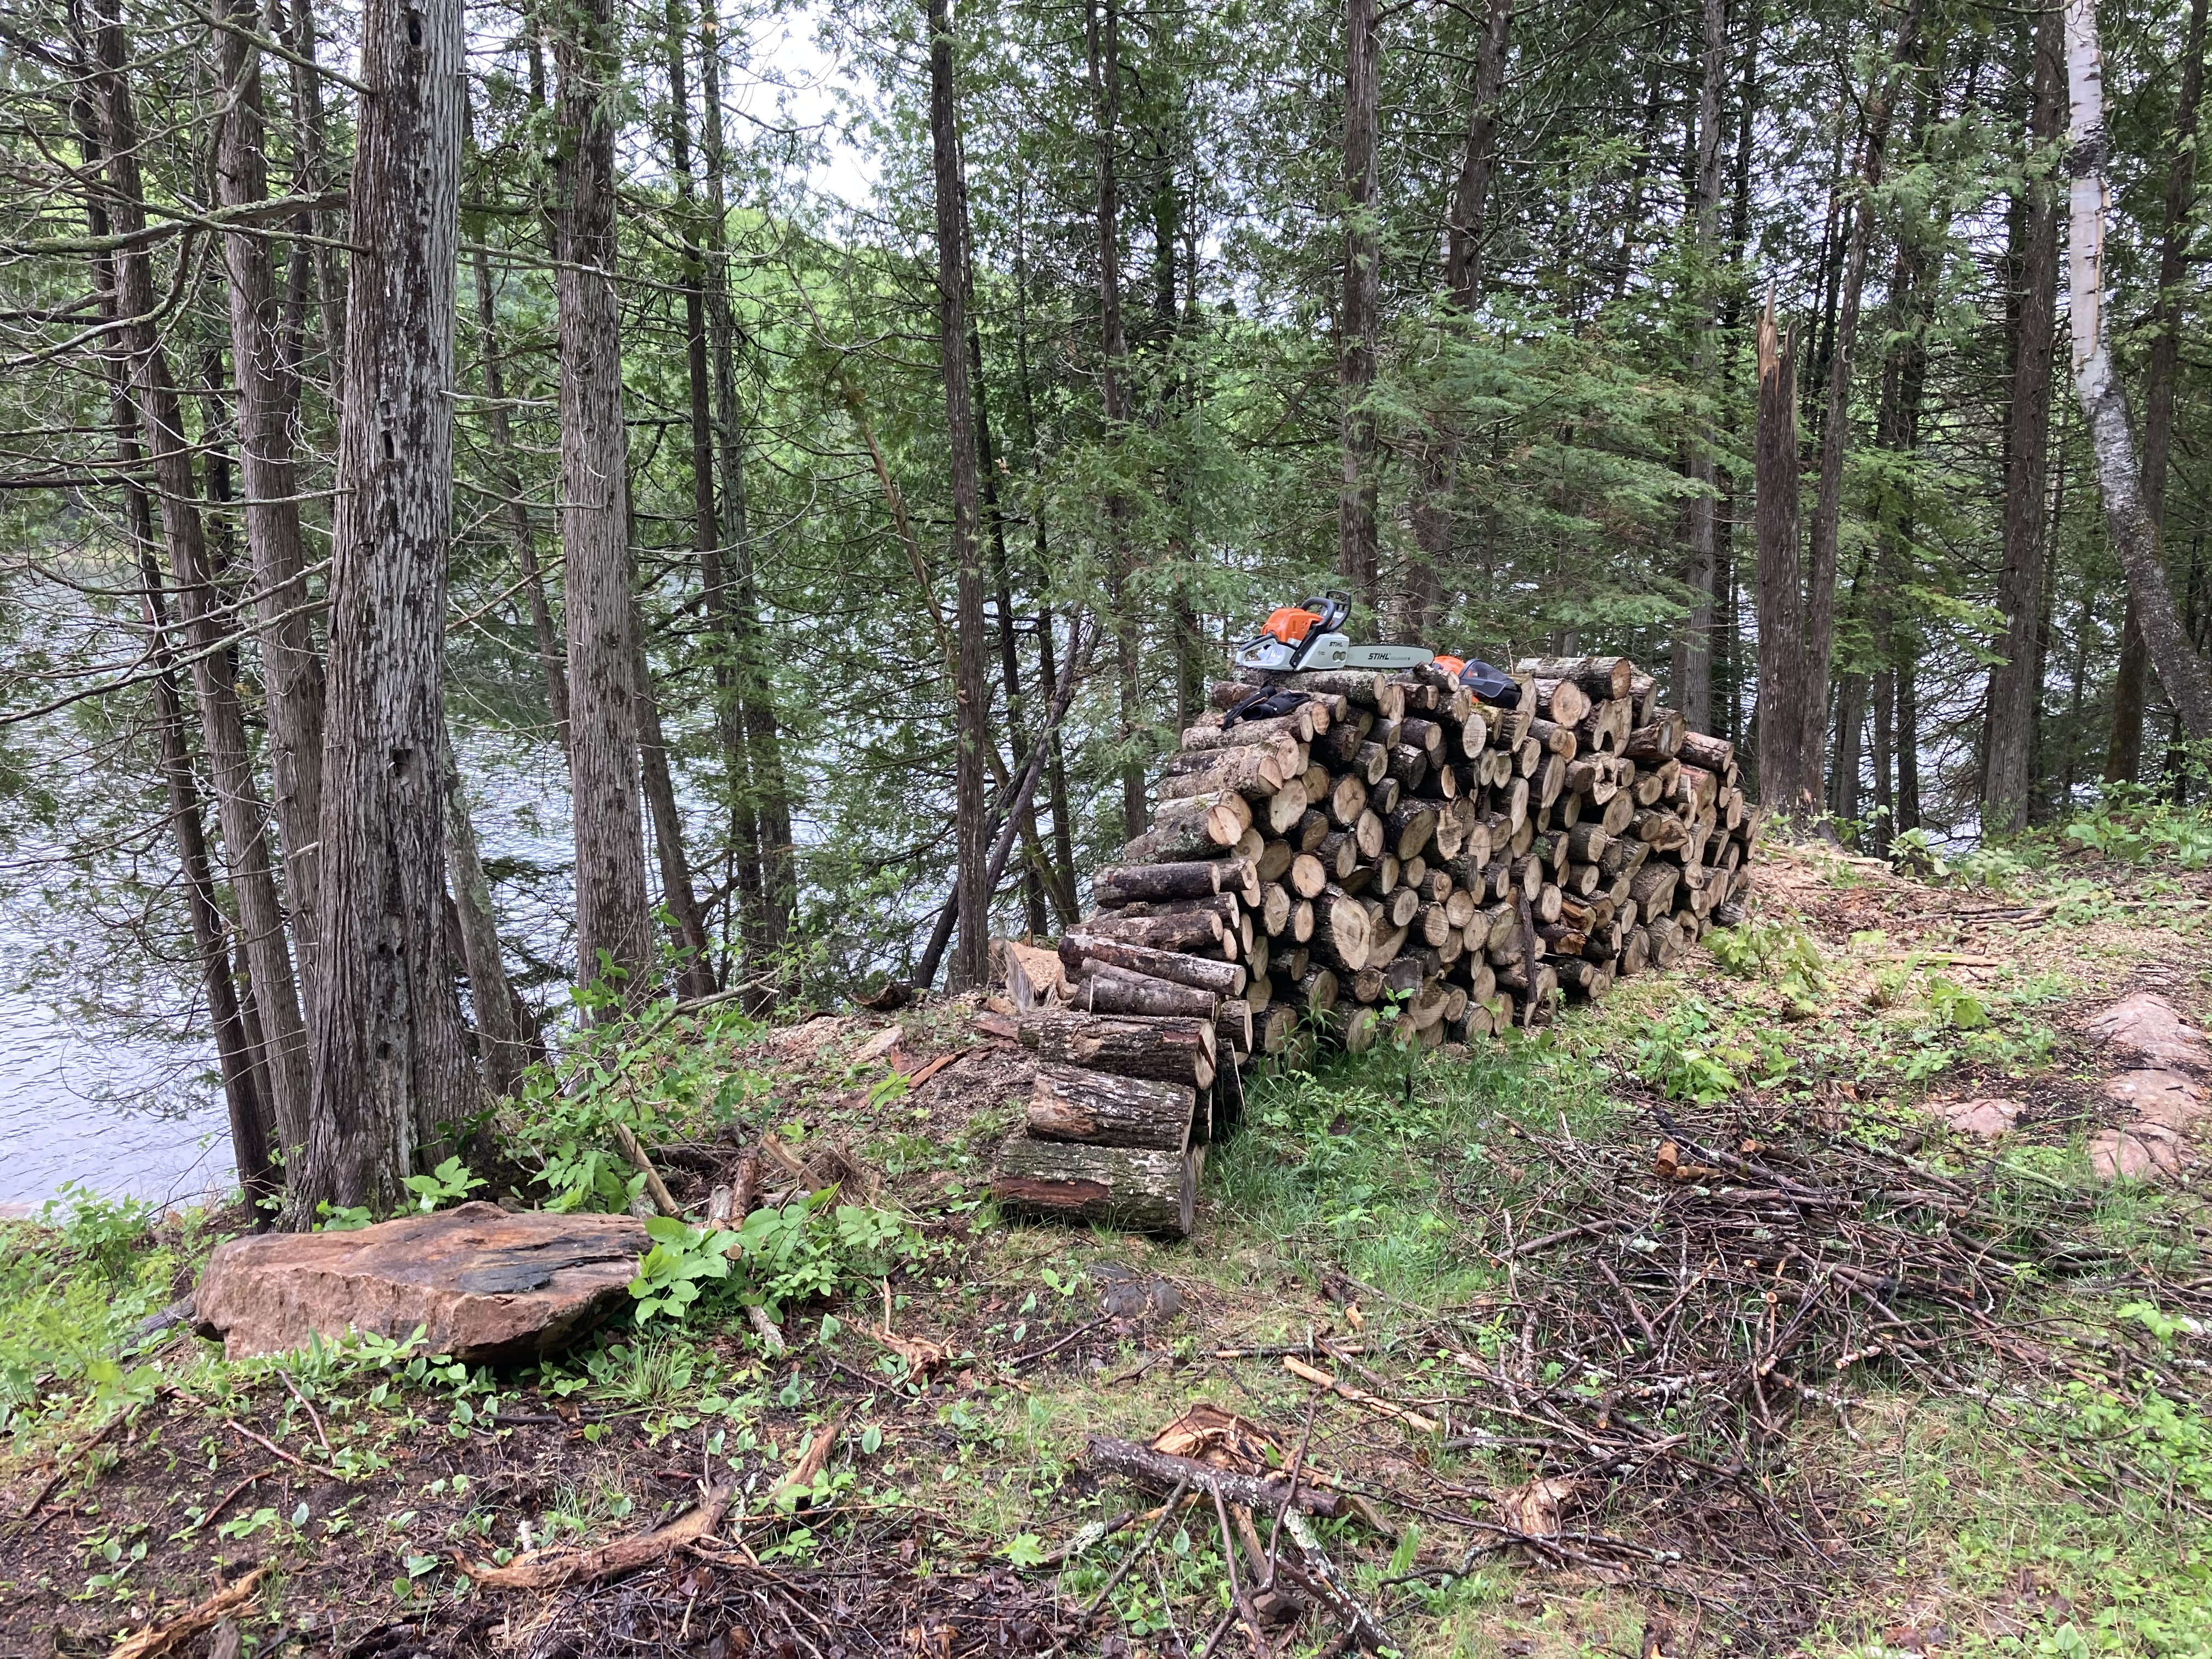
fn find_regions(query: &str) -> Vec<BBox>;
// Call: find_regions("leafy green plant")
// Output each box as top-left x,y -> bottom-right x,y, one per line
402,1156 -> 484,1212
1704,919 -> 1824,1014
38,1186 -> 155,1280
1888,827 -> 1950,878
628,1193 -> 914,1328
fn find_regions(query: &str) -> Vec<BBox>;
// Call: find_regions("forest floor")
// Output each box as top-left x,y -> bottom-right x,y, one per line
5,819 -> 2212,1658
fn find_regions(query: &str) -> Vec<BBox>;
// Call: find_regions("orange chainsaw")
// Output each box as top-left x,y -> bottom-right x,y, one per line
1232,591 -> 1435,674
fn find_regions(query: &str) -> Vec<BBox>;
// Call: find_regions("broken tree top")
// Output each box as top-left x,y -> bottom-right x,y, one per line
990,653 -> 1760,1242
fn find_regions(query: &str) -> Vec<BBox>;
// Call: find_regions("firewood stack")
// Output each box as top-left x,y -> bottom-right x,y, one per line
989,653 -> 1758,1241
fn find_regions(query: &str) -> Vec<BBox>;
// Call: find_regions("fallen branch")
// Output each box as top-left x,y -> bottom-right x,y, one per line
767,1410 -> 848,1510
460,1482 -> 734,1590
110,1567 -> 266,1659
1282,1355 -> 1440,1434
1084,1436 -> 1344,1518
612,1122 -> 681,1217
1283,1510 -> 1391,1654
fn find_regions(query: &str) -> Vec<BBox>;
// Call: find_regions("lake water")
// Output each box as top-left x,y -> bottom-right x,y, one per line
0,729 -> 578,1214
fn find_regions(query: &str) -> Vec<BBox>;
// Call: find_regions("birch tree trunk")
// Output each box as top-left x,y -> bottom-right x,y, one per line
1338,0 -> 1382,609
215,0 -> 326,964
2065,0 -> 2212,740
1984,3 -> 2066,832
301,0 -> 474,1213
555,0 -> 657,1003
928,0 -> 992,990
91,3 -> 314,1172
2109,0 -> 2208,781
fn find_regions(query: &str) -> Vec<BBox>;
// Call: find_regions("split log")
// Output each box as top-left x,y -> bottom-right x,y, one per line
996,1141 -> 1194,1238
1311,889 -> 1375,972
1026,1063 -> 1195,1152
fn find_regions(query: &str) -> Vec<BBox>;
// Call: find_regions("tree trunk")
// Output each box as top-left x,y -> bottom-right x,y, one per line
2066,0 -> 2212,740
470,240 -> 571,755
439,723 -> 523,1098
1087,0 -> 1146,842
1984,4 -> 2066,834
1801,0 -> 1926,808
2111,0 -> 2208,781
666,0 -> 752,963
81,172 -> 275,1203
927,0 -> 992,991
632,612 -> 716,999
1445,0 -> 1514,312
1753,300 -> 1808,812
300,0 -> 475,1214
1338,0 -> 1381,607
214,0 -> 326,971
90,5 -> 315,1172
555,0 -> 657,1005
695,0 -> 763,950
286,0 -> 345,404
1672,0 -> 1727,734
1410,0 -> 1514,645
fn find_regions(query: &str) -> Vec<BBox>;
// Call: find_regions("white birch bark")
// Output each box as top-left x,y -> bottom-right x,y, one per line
2066,0 -> 2212,738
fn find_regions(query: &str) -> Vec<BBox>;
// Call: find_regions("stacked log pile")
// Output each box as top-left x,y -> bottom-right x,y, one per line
990,653 -> 1759,1240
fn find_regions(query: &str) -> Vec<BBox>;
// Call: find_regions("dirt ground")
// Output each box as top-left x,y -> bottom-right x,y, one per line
5,837 -> 2211,1658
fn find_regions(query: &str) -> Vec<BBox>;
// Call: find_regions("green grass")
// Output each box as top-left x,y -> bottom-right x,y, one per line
1207,1024 -> 1623,1312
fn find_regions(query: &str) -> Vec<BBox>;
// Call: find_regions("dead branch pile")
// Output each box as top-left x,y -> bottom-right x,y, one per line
506,1554 -> 1071,1658
991,655 -> 1758,1239
1426,1094 -> 2128,1561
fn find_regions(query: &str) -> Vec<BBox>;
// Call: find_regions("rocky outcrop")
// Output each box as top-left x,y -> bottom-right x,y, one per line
193,1203 -> 646,1362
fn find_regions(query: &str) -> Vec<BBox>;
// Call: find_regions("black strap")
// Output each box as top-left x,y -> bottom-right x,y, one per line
1223,689 -> 1312,728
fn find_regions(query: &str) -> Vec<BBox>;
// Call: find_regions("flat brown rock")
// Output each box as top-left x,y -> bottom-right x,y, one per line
2088,992 -> 2212,1072
2089,1123 -> 2188,1183
194,1203 -> 646,1362
1933,1096 -> 2024,1138
2104,1069 -> 2209,1132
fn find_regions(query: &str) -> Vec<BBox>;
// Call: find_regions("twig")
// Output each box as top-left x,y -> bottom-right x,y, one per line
196,1467 -> 270,1532
1283,1355 -> 1440,1434
1210,1482 -> 1268,1658
276,1372 -> 332,1456
1009,1316 -> 1108,1368
1077,1475 -> 1190,1621
612,1122 -> 682,1217
224,1419 -> 313,1472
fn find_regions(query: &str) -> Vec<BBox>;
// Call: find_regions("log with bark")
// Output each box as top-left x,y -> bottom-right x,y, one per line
994,1140 -> 1195,1238
995,653 -> 1757,1243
